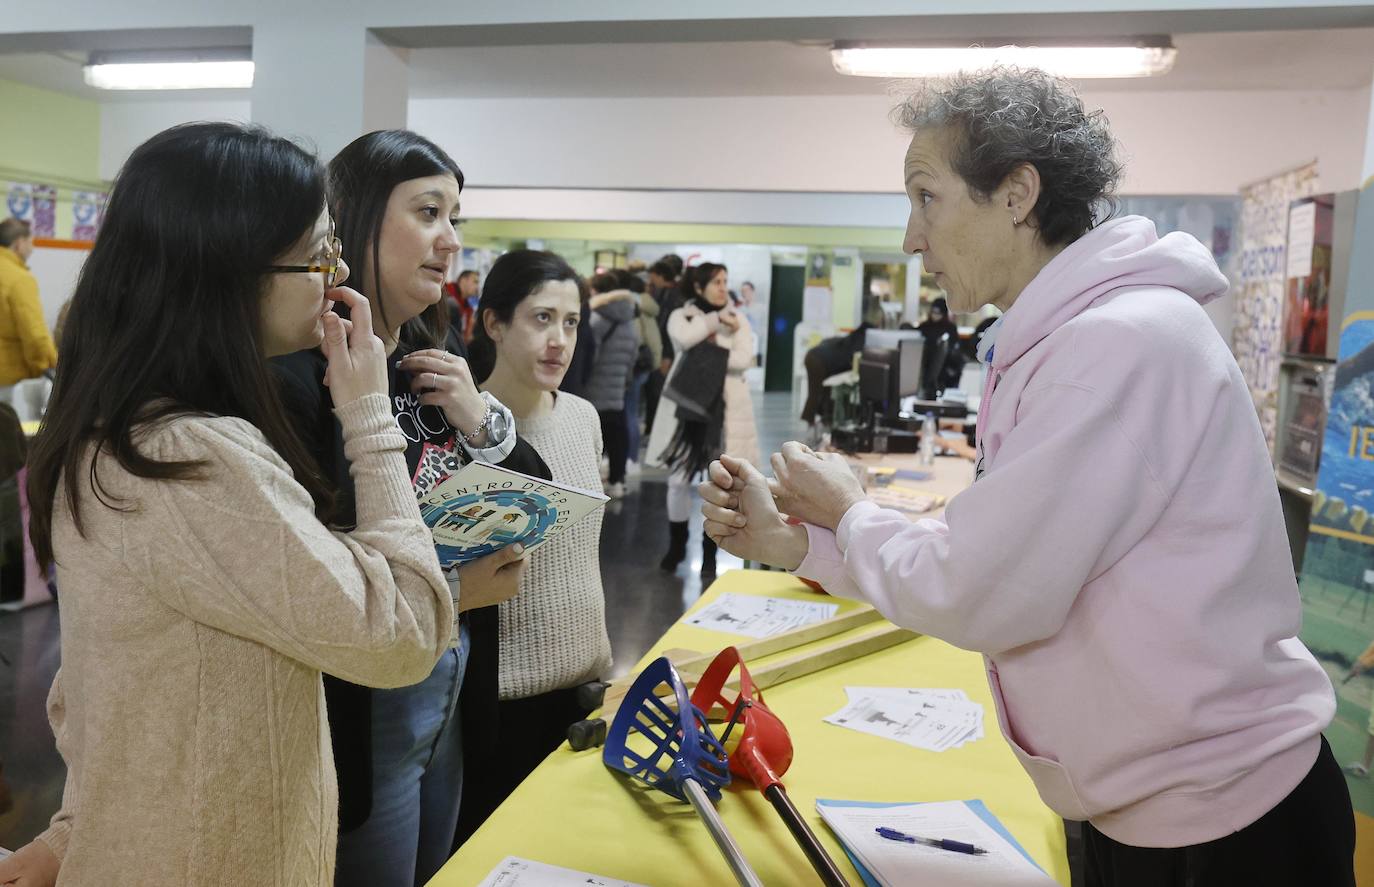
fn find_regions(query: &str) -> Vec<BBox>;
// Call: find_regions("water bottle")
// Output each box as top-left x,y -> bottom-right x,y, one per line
920,412 -> 936,466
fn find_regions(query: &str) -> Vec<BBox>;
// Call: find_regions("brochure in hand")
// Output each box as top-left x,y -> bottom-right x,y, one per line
418,461 -> 607,568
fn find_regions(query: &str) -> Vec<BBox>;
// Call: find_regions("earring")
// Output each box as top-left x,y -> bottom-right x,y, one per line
1011,213 -> 1019,226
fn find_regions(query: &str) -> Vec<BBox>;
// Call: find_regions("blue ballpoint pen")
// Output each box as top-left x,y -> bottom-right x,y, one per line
875,826 -> 988,855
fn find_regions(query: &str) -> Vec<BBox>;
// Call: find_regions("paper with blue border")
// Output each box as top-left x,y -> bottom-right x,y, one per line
418,461 -> 606,567
815,798 -> 1046,886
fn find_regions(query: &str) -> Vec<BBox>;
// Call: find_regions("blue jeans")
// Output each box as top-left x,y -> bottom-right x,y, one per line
334,623 -> 469,887
625,370 -> 650,462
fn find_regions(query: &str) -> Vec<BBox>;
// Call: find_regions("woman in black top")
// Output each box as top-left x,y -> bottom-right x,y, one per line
274,130 -> 549,887
915,296 -> 966,395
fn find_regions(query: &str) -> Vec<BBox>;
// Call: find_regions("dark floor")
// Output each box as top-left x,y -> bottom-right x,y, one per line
600,389 -> 805,679
0,598 -> 62,851
0,391 -> 1083,883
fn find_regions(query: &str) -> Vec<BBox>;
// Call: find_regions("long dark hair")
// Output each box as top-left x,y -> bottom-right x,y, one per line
469,249 -> 586,383
328,130 -> 463,349
27,122 -> 333,568
678,262 -> 727,313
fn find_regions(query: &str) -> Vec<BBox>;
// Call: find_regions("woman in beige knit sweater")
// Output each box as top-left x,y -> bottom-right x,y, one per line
0,123 -> 451,887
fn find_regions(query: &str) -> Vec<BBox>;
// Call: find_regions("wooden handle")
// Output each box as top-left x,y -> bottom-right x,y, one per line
592,621 -> 918,725
594,606 -> 881,717
683,606 -> 883,675
740,624 -> 918,692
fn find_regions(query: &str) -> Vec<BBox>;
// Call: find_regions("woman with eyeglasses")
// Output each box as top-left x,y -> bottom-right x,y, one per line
272,130 -> 551,887
0,122 -> 451,887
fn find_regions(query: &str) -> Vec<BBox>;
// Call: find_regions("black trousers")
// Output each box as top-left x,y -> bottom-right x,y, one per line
451,685 -> 594,849
801,348 -> 832,424
643,369 -> 665,438
598,408 -> 628,485
1083,736 -> 1355,887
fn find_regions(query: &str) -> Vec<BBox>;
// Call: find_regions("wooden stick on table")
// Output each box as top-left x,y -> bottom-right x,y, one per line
726,623 -> 917,696
592,622 -> 918,728
596,606 -> 885,716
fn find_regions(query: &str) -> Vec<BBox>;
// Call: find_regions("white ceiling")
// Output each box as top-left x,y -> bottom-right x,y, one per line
405,30 -> 1374,98
0,29 -> 1372,103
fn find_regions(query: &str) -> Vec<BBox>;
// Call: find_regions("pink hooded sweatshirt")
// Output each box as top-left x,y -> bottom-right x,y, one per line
795,215 -> 1335,847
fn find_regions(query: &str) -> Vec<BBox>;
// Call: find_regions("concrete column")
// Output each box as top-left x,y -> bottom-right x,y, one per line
250,22 -> 408,161
1342,70 -> 1374,316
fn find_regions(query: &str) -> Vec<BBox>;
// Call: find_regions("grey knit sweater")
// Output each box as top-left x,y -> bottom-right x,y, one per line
498,391 -> 612,698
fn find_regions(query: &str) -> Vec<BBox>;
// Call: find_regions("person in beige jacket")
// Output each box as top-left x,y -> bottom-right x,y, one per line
645,262 -> 759,580
0,123 -> 451,887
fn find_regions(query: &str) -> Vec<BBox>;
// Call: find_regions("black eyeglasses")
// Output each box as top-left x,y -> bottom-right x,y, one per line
269,220 -> 342,287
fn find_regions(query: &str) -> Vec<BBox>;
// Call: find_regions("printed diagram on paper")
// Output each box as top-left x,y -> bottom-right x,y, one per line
684,592 -> 839,638
825,687 -> 985,752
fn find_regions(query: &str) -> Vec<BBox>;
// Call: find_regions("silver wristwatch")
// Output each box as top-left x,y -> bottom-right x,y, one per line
486,406 -> 510,444
461,407 -> 497,444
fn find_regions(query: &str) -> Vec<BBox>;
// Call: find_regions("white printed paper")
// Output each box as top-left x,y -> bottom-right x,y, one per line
816,800 -> 1057,887
476,856 -> 649,887
825,687 -> 984,752
803,286 -> 833,324
685,593 -> 839,638
846,686 -> 970,703
1286,200 -> 1316,279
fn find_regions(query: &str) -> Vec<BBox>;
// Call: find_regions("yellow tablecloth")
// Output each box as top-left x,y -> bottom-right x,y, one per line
431,570 -> 1070,886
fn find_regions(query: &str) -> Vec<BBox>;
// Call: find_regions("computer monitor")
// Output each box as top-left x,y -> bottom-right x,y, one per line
896,337 -> 924,399
919,332 -> 952,400
864,328 -> 923,351
858,342 -> 923,402
858,347 -> 896,410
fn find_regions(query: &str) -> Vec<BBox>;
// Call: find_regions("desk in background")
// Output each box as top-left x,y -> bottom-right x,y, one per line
847,451 -> 974,522
431,569 -> 1069,886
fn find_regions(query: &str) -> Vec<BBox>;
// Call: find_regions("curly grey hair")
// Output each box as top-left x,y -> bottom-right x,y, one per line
893,67 -> 1122,247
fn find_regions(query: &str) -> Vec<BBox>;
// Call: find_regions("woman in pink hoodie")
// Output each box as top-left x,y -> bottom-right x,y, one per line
701,68 -> 1354,886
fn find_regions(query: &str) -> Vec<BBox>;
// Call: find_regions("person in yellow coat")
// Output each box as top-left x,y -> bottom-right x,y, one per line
0,218 -> 58,386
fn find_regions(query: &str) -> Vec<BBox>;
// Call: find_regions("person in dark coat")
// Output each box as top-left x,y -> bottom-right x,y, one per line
585,272 -> 641,497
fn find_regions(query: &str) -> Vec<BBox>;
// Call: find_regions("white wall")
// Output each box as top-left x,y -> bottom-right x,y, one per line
99,99 -> 250,180
407,88 -> 1372,197
98,86 -> 1369,216
1093,87 -> 1370,195
460,187 -> 911,228
27,246 -> 87,329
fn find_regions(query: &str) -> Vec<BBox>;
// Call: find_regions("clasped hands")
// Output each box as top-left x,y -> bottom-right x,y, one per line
697,441 -> 867,571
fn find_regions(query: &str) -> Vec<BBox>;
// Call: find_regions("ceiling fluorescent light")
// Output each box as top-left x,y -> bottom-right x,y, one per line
83,48 -> 253,90
831,39 -> 1176,79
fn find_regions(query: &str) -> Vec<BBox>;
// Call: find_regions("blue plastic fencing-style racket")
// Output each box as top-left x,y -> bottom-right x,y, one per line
602,656 -> 763,887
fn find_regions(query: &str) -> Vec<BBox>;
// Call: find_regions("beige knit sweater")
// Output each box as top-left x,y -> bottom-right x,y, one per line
36,394 -> 450,886
498,392 -> 612,698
